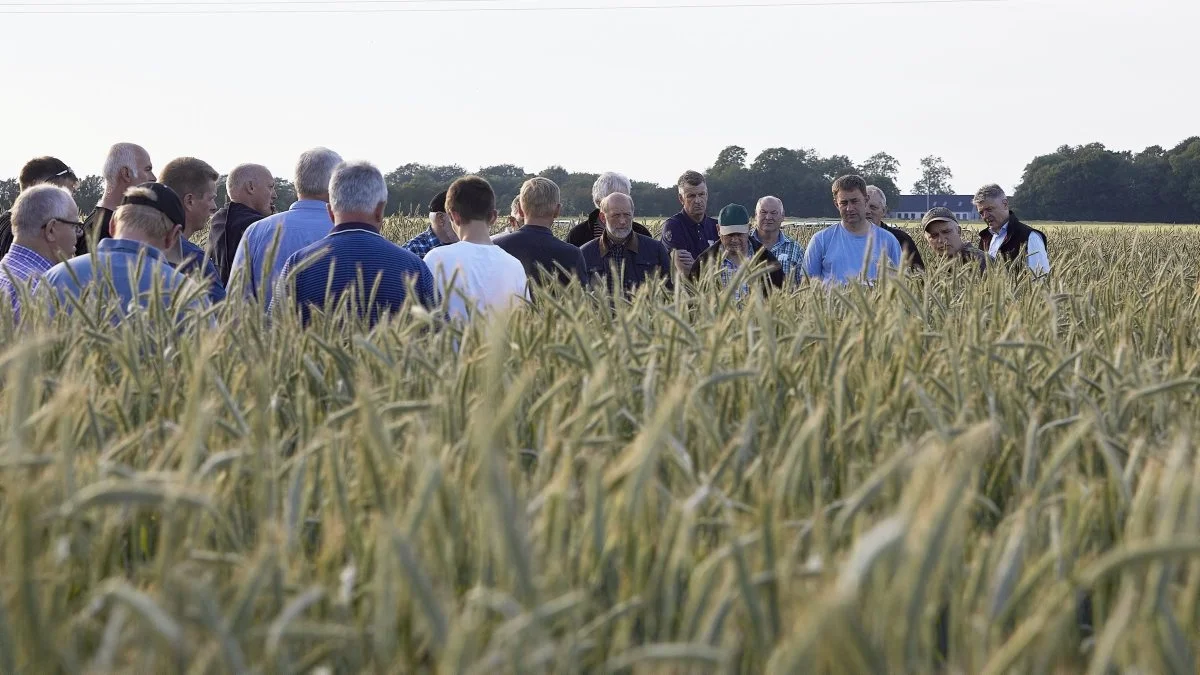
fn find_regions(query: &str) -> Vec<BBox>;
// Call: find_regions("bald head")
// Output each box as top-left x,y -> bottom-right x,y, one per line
227,163 -> 275,215
755,195 -> 784,236
599,192 -> 635,240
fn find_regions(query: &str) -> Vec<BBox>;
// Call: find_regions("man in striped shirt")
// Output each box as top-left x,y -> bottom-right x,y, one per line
271,161 -> 435,327
0,185 -> 81,321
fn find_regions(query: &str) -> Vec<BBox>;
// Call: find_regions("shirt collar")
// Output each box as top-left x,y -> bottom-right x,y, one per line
599,230 -> 639,256
330,221 -> 381,235
750,229 -> 791,248
290,199 -> 330,212
97,238 -> 167,262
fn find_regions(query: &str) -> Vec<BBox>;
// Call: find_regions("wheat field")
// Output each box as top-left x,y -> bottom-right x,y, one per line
0,219 -> 1198,674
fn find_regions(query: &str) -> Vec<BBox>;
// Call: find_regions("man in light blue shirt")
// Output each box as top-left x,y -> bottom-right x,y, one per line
230,147 -> 343,306
803,174 -> 902,284
42,183 -> 207,321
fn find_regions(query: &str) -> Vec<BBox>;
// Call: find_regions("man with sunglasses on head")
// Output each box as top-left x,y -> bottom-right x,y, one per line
0,184 -> 82,321
0,156 -> 78,258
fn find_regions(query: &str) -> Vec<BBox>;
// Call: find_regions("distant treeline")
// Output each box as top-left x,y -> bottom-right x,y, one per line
3,137 -> 1198,223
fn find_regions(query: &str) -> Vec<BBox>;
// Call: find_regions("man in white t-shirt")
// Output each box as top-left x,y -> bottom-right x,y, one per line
424,175 -> 528,321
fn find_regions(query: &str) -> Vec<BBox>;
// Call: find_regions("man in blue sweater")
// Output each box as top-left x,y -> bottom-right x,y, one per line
271,161 -> 435,327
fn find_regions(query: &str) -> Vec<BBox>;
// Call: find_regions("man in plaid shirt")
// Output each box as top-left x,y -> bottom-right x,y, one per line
402,190 -> 458,258
749,196 -> 803,284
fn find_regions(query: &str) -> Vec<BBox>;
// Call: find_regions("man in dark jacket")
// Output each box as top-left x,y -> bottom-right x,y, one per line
690,204 -> 785,292
973,183 -> 1049,275
209,163 -> 274,285
581,192 -> 671,293
867,184 -> 924,271
0,156 -> 78,257
565,172 -> 652,246
79,142 -> 155,255
494,177 -> 588,287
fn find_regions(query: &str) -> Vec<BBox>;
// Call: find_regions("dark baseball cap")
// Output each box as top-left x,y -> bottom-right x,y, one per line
122,183 -> 186,227
19,156 -> 76,189
921,207 -> 960,231
428,190 -> 447,213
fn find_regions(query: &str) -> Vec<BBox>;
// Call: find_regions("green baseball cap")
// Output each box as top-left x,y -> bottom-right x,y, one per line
717,204 -> 750,235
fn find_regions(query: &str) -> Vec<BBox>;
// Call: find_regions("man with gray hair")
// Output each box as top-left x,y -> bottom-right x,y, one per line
43,183 -> 208,321
661,170 -> 718,276
750,196 -> 804,283
973,183 -> 1049,275
209,163 -> 275,285
271,161 -> 435,327
78,142 -> 155,255
1,185 -> 81,320
581,192 -> 671,294
231,147 -> 343,306
565,171 -> 652,247
866,185 -> 924,271
495,177 -> 588,286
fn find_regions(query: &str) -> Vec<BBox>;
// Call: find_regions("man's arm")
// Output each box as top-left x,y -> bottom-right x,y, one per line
802,232 -> 824,280
1026,233 -> 1050,275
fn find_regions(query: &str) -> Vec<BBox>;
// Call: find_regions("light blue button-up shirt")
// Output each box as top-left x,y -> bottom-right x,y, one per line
42,239 -> 207,320
986,221 -> 1051,274
230,199 -> 333,306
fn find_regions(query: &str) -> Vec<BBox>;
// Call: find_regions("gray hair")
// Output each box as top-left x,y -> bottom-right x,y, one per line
11,185 -> 76,239
756,195 -> 784,214
227,163 -> 271,195
102,142 -> 146,184
510,196 -> 521,217
973,183 -> 1007,204
865,185 -> 887,207
592,172 -> 632,208
599,191 -> 634,214
329,161 -> 387,215
677,170 -> 705,192
294,147 -> 344,198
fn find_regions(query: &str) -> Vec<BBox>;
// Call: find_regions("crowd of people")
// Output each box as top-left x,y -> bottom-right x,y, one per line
0,143 -> 1052,327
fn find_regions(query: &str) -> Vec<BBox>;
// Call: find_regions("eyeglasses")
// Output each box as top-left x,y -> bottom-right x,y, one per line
43,217 -> 85,236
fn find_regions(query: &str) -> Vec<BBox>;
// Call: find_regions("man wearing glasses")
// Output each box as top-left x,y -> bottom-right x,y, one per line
0,156 -> 78,258
0,184 -> 81,321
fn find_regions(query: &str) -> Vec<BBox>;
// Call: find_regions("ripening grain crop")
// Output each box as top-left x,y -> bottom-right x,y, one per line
0,221 -> 1198,674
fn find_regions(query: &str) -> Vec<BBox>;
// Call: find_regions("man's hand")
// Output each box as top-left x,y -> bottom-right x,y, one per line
673,249 -> 694,275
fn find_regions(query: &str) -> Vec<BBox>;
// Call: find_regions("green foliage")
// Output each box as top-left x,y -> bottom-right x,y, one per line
0,178 -> 19,212
1013,138 -> 1200,222
1,220 -> 1199,673
913,155 -> 955,196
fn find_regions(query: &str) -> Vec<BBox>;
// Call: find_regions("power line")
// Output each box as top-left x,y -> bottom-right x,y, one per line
0,0 -> 1021,14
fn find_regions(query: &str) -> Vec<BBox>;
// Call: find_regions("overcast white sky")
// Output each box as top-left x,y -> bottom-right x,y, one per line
1,0 -> 1195,198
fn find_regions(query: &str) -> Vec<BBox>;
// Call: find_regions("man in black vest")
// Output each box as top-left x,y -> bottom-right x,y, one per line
973,184 -> 1050,275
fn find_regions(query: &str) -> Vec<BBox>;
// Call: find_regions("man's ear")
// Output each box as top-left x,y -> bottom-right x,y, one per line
373,202 -> 386,224
552,203 -> 561,219
486,209 -> 498,227
165,224 -> 182,250
327,203 -> 335,223
598,211 -> 608,226
184,193 -> 196,210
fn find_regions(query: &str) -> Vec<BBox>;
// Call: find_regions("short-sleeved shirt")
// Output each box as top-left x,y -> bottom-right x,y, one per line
423,241 -> 528,322
802,223 -> 902,284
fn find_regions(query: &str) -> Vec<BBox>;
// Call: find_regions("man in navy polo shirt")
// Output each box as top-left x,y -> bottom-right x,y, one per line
660,170 -> 718,276
271,161 -> 435,327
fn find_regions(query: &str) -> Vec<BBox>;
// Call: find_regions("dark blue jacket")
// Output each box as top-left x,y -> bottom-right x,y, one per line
270,222 -> 435,326
660,210 -> 718,259
208,201 -> 266,285
177,239 -> 227,303
581,232 -> 671,292
494,225 -> 588,286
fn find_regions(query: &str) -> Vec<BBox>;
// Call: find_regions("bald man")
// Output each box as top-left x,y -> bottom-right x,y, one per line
209,163 -> 275,285
581,192 -> 672,293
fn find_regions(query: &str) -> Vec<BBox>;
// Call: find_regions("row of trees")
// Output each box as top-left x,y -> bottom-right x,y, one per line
1010,138 -> 1200,223
4,139 -> 1199,222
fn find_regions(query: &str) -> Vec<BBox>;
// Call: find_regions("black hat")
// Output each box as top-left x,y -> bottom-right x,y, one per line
19,156 -> 76,189
428,190 -> 447,213
121,183 -> 186,227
